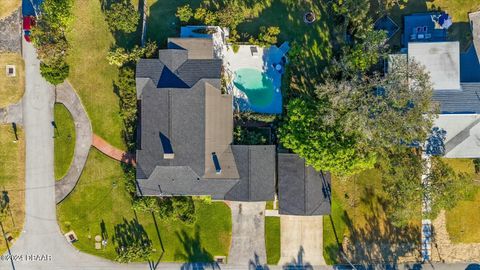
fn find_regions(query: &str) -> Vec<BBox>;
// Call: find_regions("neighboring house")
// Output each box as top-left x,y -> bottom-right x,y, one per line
135,37 -> 331,215
391,12 -> 480,158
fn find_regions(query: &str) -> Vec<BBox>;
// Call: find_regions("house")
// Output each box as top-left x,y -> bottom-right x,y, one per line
135,37 -> 331,215
391,12 -> 480,158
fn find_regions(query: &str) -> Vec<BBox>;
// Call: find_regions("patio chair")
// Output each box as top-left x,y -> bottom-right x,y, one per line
279,41 -> 290,55
250,46 -> 259,58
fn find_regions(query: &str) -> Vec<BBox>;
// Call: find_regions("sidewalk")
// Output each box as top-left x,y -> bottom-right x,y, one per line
92,134 -> 136,165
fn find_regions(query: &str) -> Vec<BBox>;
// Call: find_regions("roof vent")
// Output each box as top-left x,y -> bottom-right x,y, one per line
212,152 -> 221,174
160,132 -> 174,159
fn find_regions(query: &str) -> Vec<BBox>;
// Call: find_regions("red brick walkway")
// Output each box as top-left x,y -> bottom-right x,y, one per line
92,134 -> 136,166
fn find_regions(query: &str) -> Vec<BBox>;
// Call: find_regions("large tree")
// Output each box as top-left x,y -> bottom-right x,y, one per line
31,0 -> 73,85
105,0 -> 139,33
279,98 -> 376,175
280,58 -> 437,176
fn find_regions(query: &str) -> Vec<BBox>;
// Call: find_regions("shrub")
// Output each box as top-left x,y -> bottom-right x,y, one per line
156,197 -> 196,224
258,26 -> 281,46
105,0 -> 139,33
114,67 -> 137,150
234,126 -> 268,145
115,242 -> 152,263
132,197 -> 160,213
176,4 -> 193,23
40,61 -> 70,85
32,0 -> 73,85
107,41 -> 158,67
232,43 -> 240,53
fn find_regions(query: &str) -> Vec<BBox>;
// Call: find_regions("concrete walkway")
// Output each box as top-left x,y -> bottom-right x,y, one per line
0,38 -> 151,270
92,134 -> 136,165
279,215 -> 326,266
54,81 -> 92,204
227,201 -> 268,267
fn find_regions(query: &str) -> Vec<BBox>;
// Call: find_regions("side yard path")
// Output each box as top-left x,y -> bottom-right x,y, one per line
92,133 -> 136,165
431,210 -> 480,262
54,81 -> 92,203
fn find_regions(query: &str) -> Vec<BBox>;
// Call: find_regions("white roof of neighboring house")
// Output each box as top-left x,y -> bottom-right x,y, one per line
408,41 -> 460,91
435,114 -> 480,158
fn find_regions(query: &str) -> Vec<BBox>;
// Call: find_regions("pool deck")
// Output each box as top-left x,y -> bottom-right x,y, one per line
224,44 -> 286,114
180,25 -> 288,114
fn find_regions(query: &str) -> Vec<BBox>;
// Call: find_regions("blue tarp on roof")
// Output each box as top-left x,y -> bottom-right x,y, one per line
22,0 -> 43,16
460,44 -> 480,83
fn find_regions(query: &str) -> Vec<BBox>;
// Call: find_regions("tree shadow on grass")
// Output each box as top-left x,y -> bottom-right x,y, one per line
342,186 -> 421,265
112,217 -> 151,254
174,225 -> 214,263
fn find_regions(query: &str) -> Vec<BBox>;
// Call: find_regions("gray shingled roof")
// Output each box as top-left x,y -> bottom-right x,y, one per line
278,154 -> 331,216
135,38 -> 276,202
136,145 -> 276,201
136,58 -> 221,89
433,83 -> 480,114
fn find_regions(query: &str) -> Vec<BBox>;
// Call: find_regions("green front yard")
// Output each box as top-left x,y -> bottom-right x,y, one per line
265,216 -> 280,265
323,169 -> 420,265
443,158 -> 480,243
0,53 -> 24,108
54,103 -> 76,180
57,148 -> 232,262
0,125 -> 25,255
67,0 -> 126,150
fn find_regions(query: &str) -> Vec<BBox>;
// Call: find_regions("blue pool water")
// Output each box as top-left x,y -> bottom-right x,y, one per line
233,68 -> 282,114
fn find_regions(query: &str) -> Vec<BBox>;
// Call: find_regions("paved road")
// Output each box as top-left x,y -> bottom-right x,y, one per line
228,201 -> 268,267
0,40 -> 150,270
279,215 -> 325,266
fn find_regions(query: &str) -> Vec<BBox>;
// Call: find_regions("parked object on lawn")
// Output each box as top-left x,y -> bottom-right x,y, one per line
304,11 -> 316,24
22,16 -> 36,42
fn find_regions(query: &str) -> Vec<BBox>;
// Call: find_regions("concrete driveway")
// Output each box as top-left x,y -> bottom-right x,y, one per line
0,39 -> 151,270
278,215 -> 326,266
228,201 -> 267,267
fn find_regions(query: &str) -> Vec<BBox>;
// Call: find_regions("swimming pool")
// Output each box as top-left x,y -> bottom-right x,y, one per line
233,68 -> 281,113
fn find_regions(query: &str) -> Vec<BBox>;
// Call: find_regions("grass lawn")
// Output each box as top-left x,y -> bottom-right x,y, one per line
443,158 -> 480,243
0,53 -> 24,108
57,148 -> 232,262
135,0 -> 202,47
54,103 -> 76,180
372,0 -> 480,51
323,169 -> 420,264
0,125 -> 25,255
323,192 -> 348,265
0,0 -> 20,19
141,0 -> 333,86
265,216 -> 280,265
66,0 -> 126,150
